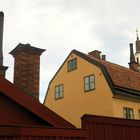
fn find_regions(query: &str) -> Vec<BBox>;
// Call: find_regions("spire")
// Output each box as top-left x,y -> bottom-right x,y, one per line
136,28 -> 140,54
0,11 -> 4,66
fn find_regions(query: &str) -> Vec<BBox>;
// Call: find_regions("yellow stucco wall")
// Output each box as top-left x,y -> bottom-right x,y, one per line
113,98 -> 140,119
44,53 -> 113,128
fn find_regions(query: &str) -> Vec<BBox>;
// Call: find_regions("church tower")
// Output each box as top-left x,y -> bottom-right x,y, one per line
135,29 -> 140,64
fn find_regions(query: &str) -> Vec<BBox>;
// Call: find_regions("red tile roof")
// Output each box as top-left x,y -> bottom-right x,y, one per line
75,50 -> 140,92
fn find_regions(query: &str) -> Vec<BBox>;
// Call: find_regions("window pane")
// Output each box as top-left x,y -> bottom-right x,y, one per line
123,109 -> 127,118
60,85 -> 63,92
130,110 -> 134,119
60,91 -> 63,98
84,75 -> 95,92
73,59 -> 76,69
55,87 -> 59,92
55,84 -> 64,99
123,108 -> 134,119
90,82 -> 94,89
68,59 -> 77,71
90,76 -> 94,82
59,85 -> 63,97
85,84 -> 89,91
55,92 -> 59,99
85,77 -> 89,84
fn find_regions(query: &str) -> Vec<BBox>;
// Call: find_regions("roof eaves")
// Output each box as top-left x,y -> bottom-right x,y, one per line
114,86 -> 140,102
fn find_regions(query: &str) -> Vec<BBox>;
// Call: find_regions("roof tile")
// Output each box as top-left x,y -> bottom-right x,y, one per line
84,52 -> 140,92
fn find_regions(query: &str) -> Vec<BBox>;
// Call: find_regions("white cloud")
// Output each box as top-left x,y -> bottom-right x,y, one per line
0,0 -> 140,102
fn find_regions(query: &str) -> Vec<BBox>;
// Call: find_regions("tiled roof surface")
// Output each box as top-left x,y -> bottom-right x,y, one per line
83,52 -> 140,92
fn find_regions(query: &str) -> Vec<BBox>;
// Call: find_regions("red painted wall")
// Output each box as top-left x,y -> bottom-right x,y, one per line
82,115 -> 140,140
0,92 -> 52,126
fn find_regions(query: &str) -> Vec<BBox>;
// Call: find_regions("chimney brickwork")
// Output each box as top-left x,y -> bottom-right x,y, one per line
88,50 -> 101,59
10,43 -> 45,100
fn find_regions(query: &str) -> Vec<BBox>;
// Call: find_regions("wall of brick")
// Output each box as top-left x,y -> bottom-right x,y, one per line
10,43 -> 45,100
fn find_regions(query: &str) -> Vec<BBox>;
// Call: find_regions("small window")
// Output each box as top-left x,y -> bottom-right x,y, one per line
55,84 -> 64,99
68,58 -> 77,72
84,75 -> 95,92
123,107 -> 134,119
138,110 -> 140,119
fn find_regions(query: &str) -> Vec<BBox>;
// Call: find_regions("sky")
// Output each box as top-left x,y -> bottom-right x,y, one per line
0,0 -> 140,102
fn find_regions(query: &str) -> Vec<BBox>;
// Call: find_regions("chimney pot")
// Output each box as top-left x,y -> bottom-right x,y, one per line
102,55 -> 106,60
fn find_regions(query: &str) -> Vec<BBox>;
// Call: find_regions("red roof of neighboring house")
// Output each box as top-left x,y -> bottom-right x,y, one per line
86,52 -> 140,92
0,77 -> 75,128
73,50 -> 140,95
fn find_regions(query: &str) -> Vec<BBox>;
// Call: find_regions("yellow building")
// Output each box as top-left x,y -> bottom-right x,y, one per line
44,45 -> 140,128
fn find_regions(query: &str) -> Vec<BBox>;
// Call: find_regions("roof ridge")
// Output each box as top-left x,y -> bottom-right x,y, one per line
77,49 -> 140,75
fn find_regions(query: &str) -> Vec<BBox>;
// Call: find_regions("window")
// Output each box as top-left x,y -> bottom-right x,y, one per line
55,84 -> 64,99
123,108 -> 134,119
138,110 -> 140,119
84,75 -> 95,92
68,58 -> 77,71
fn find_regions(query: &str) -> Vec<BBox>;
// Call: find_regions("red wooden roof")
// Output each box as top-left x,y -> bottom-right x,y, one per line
0,77 -> 75,128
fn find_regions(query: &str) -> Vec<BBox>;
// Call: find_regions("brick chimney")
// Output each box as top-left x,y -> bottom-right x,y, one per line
0,11 -> 8,78
128,43 -> 139,72
10,43 -> 45,100
88,50 -> 101,59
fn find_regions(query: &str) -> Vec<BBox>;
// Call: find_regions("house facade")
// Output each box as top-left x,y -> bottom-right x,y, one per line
44,42 -> 140,128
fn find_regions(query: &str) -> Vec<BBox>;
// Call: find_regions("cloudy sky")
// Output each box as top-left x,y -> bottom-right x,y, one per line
1,0 -> 140,102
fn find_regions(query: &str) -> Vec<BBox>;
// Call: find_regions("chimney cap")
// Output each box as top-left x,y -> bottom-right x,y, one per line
88,50 -> 101,59
0,11 -> 4,17
9,43 -> 46,57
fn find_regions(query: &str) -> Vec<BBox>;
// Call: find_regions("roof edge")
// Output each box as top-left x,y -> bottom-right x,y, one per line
114,86 -> 140,102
